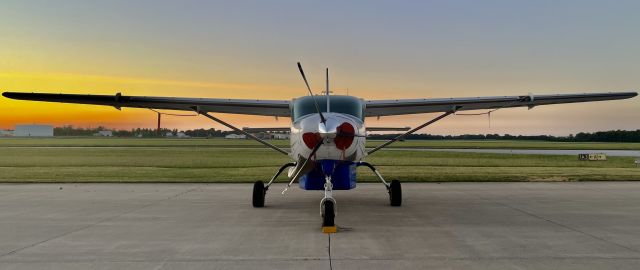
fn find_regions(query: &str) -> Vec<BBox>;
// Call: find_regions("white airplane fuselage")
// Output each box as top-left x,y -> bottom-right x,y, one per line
286,95 -> 368,190
290,112 -> 366,163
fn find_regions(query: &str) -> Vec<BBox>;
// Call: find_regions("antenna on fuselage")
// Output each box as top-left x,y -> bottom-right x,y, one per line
297,62 -> 326,125
326,68 -> 330,113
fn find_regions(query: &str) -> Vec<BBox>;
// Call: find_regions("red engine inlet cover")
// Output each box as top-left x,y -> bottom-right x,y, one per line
335,122 -> 355,150
302,132 -> 321,149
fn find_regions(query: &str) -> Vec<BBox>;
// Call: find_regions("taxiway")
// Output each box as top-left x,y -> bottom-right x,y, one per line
1,182 -> 640,269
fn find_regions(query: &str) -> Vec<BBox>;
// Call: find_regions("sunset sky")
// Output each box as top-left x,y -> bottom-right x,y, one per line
1,0 -> 638,135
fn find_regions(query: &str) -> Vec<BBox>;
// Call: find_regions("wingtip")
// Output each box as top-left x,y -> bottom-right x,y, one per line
2,92 -> 26,99
617,91 -> 638,98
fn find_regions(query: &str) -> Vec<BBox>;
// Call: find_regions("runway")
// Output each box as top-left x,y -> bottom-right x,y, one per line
1,183 -> 640,269
385,148 -> 640,157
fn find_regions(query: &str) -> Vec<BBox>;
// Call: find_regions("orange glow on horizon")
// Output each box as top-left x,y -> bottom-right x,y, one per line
0,72 -> 298,130
1,72 -> 638,135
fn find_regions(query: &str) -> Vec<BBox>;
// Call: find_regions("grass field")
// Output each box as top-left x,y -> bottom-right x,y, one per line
1,137 -> 639,182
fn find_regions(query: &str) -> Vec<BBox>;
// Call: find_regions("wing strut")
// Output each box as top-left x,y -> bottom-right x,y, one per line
367,107 -> 459,155
192,107 -> 289,156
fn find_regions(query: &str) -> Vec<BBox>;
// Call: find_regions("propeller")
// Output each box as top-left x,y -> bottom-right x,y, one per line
297,62 -> 327,125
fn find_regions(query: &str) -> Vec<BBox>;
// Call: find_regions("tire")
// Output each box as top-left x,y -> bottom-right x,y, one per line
252,180 -> 265,207
389,180 -> 402,206
322,200 -> 335,227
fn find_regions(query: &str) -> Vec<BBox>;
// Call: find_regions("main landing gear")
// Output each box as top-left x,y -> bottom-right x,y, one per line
252,162 -> 296,208
252,162 -> 337,228
357,162 -> 402,206
252,180 -> 266,207
389,179 -> 402,207
253,162 -> 401,229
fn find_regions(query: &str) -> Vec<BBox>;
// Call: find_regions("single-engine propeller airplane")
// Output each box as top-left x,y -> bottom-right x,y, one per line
3,63 -> 637,227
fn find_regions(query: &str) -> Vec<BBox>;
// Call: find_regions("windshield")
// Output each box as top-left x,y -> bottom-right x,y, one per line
292,95 -> 364,121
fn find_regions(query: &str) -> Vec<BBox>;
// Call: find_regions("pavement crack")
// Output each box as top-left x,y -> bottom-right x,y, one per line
0,186 -> 200,259
328,234 -> 333,270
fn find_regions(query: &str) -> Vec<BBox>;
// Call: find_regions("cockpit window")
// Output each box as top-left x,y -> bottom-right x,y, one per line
292,96 -> 364,121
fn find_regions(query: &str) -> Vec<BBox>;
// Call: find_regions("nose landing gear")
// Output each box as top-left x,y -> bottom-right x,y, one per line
321,175 -> 336,226
321,175 -> 337,232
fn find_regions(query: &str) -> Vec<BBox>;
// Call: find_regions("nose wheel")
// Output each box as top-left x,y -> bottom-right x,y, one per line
320,175 -> 337,228
321,199 -> 335,226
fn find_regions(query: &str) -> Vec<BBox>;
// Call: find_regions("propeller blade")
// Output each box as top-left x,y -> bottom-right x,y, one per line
297,62 -> 327,124
326,68 -> 330,113
283,139 -> 324,194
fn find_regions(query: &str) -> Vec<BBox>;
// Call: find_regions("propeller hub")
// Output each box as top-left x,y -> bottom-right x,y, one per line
318,122 -> 337,139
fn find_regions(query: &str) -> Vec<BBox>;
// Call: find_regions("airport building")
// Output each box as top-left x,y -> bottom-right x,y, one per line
0,129 -> 14,137
225,134 -> 246,139
14,125 -> 54,137
271,133 -> 290,140
93,130 -> 114,137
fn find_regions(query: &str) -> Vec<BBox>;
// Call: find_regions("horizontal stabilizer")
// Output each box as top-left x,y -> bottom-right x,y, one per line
242,127 -> 290,133
366,127 -> 411,132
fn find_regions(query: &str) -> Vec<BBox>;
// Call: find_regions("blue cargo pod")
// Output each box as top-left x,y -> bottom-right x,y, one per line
299,160 -> 357,190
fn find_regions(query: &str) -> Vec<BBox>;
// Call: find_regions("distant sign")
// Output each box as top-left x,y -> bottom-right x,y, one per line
578,153 -> 607,161
635,159 -> 640,167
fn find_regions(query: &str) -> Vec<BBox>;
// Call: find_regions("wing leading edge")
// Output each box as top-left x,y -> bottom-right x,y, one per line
2,92 -> 291,117
3,91 -> 637,118
365,92 -> 637,117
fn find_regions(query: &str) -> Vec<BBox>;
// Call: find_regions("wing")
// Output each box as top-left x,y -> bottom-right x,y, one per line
365,92 -> 637,117
2,92 -> 291,117
242,127 -> 291,132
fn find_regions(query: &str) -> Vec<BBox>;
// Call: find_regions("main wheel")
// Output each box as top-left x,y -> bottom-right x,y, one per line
252,180 -> 265,207
322,200 -> 335,227
389,180 -> 402,206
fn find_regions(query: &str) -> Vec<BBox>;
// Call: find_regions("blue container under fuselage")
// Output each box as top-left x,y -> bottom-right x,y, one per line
299,160 -> 357,190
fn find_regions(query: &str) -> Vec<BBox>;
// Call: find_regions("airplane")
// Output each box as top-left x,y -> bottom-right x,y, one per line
2,63 -> 637,228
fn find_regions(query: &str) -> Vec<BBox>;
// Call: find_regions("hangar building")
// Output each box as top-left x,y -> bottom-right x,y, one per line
14,125 -> 54,137
0,130 -> 13,137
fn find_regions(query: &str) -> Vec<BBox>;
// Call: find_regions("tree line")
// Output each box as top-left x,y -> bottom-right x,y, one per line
54,126 -> 235,138
368,130 -> 640,142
